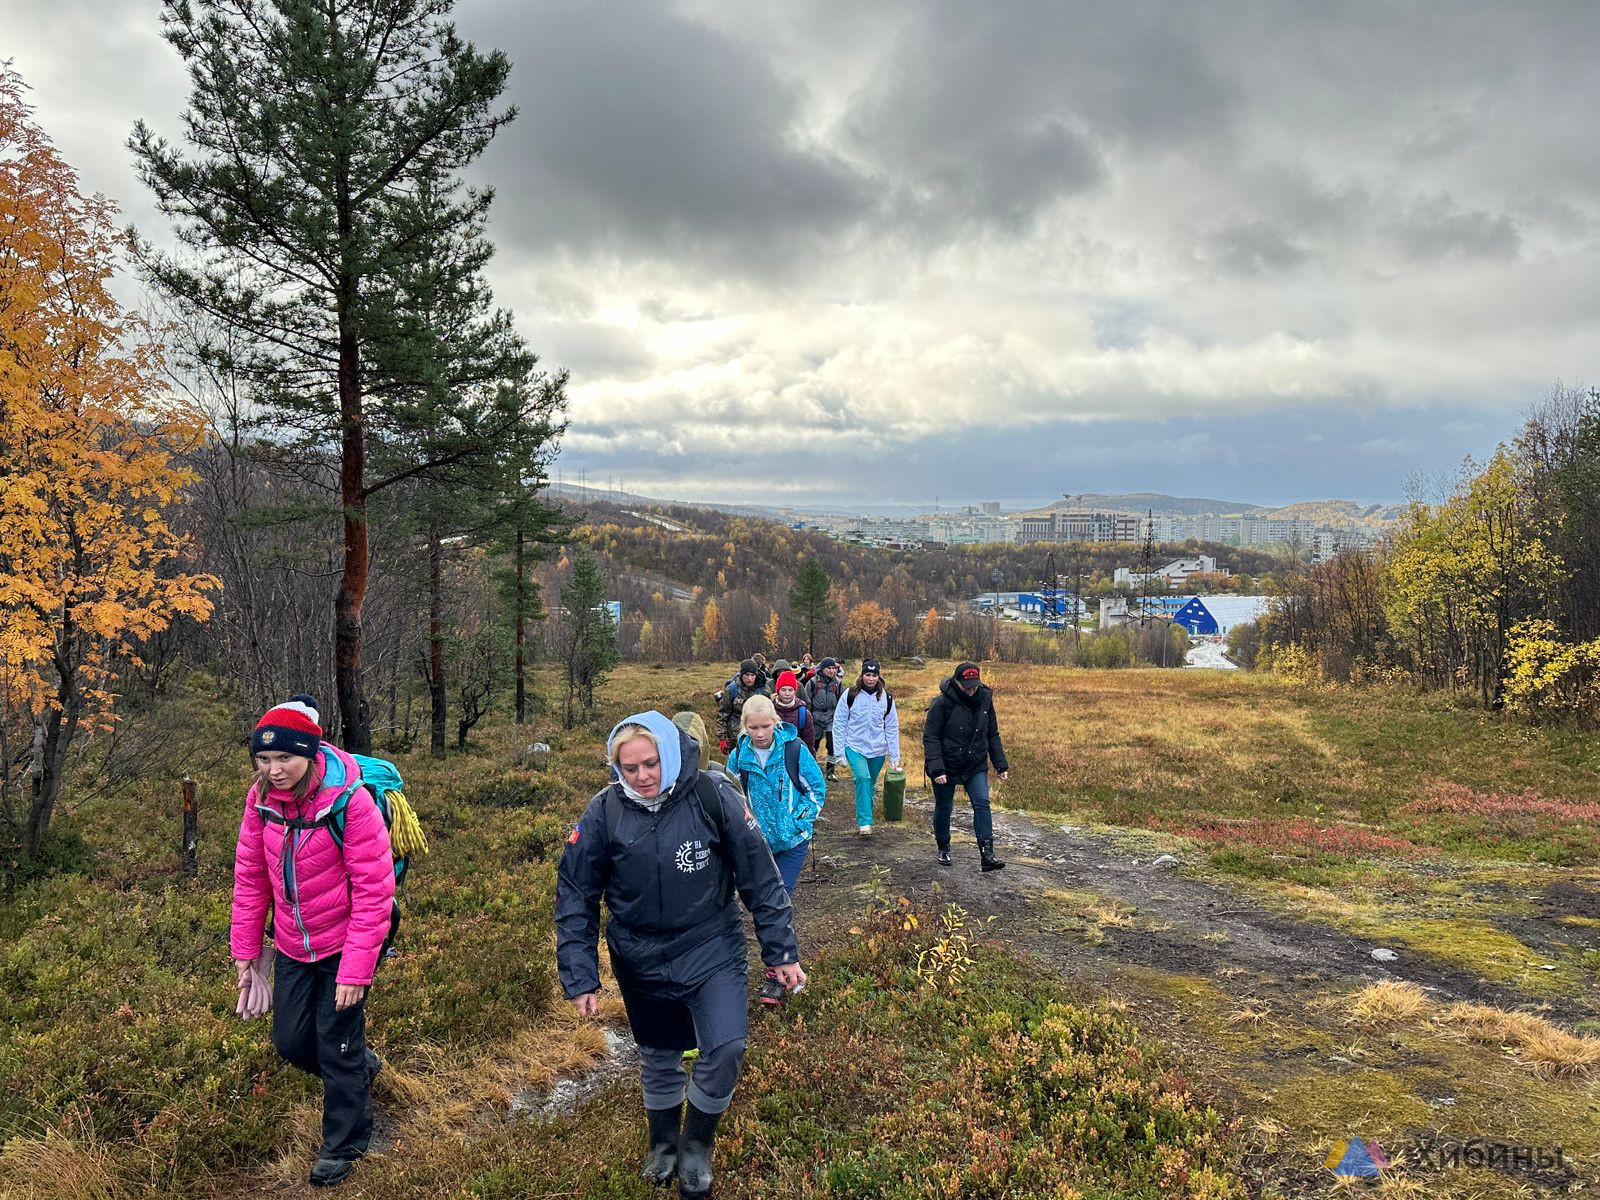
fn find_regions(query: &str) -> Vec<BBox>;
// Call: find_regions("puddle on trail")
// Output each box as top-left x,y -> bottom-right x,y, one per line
510,1028 -> 640,1121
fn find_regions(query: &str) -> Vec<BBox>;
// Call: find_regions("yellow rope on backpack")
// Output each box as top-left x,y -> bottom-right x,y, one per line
385,789 -> 429,858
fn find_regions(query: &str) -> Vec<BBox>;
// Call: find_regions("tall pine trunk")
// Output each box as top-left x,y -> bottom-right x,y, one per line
334,159 -> 371,752
428,522 -> 447,756
515,528 -> 527,723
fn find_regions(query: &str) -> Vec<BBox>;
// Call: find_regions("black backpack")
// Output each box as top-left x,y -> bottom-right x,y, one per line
735,739 -> 809,800
600,772 -> 728,846
845,686 -> 895,719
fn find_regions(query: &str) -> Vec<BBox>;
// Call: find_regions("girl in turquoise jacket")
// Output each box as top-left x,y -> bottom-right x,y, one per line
726,694 -> 825,1004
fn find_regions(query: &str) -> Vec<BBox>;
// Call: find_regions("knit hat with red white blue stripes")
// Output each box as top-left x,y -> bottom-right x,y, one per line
251,694 -> 322,759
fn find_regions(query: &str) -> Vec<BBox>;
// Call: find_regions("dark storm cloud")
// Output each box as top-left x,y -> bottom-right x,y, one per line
1388,197 -> 1521,265
460,0 -> 874,268
1202,219 -> 1311,278
11,0 -> 1600,508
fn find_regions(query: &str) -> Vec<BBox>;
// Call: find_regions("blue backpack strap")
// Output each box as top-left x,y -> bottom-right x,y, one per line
324,785 -> 359,852
309,748 -> 362,852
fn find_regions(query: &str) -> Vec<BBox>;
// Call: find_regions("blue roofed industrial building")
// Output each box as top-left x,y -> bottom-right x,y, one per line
1171,596 -> 1273,635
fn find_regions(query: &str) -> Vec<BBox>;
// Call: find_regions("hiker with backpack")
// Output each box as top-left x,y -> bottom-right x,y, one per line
770,669 -> 817,751
557,711 -> 804,1199
672,710 -> 740,794
713,658 -> 769,752
725,695 -> 826,1002
835,659 -> 901,836
803,657 -> 845,780
923,662 -> 1009,872
230,697 -> 395,1189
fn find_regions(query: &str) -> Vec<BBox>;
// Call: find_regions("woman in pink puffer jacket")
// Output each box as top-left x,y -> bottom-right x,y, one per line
230,695 -> 394,1190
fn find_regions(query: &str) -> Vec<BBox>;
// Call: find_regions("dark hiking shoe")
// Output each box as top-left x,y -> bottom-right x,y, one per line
978,839 -> 1006,872
678,1104 -> 723,1199
642,1103 -> 683,1186
936,842 -> 952,867
758,972 -> 786,1005
308,1157 -> 356,1188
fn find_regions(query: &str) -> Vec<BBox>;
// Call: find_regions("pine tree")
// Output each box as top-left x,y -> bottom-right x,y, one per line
364,181 -> 567,753
788,558 -> 835,655
560,547 -> 618,728
131,0 -> 515,752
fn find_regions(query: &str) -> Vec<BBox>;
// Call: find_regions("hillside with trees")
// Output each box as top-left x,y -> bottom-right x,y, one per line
1238,383 -> 1600,724
545,499 -> 1287,665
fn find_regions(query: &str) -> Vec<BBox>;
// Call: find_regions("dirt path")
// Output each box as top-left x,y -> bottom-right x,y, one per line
792,791 -> 1598,1196
801,795 -> 1596,1023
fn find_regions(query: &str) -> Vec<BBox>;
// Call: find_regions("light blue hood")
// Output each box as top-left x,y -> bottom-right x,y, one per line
607,710 -> 688,799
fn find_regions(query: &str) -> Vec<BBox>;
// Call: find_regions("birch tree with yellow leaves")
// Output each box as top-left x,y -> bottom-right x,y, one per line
0,69 -> 216,860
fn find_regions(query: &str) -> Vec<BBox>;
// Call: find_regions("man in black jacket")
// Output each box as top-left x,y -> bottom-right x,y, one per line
557,710 -> 803,1198
922,662 -> 1010,871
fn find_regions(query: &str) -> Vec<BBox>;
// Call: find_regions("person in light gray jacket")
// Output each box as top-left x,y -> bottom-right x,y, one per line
834,659 -> 901,835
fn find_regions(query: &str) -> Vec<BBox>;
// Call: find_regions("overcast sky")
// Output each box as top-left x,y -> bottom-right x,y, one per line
11,1 -> 1600,508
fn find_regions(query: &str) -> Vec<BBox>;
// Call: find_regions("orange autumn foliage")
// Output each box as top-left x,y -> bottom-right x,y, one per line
0,68 -> 217,795
845,600 -> 898,657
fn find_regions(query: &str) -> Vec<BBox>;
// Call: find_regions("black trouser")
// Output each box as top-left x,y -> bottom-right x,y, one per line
272,952 -> 373,1160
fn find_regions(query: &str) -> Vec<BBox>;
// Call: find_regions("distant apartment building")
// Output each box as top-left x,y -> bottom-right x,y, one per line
1310,528 -> 1382,564
926,514 -> 1010,544
1147,514 -> 1383,550
1014,510 -> 1143,544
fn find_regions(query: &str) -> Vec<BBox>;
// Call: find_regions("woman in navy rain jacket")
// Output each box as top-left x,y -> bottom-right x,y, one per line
556,711 -> 804,1198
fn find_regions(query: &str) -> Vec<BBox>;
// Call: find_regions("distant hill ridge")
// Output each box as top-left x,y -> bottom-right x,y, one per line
1023,493 -> 1401,525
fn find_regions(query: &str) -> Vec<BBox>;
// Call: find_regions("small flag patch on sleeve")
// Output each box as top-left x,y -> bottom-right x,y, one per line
568,823 -> 582,845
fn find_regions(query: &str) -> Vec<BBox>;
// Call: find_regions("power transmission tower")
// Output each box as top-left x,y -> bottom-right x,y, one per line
1041,549 -> 1056,627
1073,543 -> 1084,655
1139,508 -> 1156,618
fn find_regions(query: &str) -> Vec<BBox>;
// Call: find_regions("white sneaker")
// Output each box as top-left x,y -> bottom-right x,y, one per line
857,824 -> 873,837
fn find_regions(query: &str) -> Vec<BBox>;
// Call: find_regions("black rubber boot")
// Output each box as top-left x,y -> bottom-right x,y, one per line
641,1103 -> 683,1186
978,839 -> 1006,872
678,1103 -> 723,1198
308,1158 -> 356,1188
825,760 -> 837,781
936,841 -> 951,866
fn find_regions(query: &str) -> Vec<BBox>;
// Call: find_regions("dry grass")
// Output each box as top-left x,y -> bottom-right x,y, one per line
0,1111 -> 126,1200
1344,980 -> 1431,1026
1226,999 -> 1274,1026
1374,1174 -> 1430,1197
1334,980 -> 1600,1080
1436,1002 -> 1600,1079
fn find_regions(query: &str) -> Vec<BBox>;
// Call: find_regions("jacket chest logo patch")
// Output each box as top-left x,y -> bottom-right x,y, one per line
674,839 -> 712,873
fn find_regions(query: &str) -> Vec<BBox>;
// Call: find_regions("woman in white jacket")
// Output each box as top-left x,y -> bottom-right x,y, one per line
834,659 -> 901,835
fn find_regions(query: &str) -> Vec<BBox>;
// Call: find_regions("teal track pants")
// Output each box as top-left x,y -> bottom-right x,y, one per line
845,749 -> 884,827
